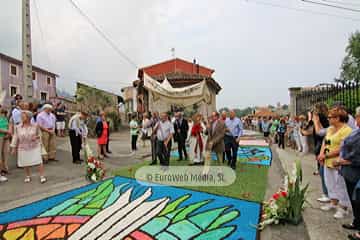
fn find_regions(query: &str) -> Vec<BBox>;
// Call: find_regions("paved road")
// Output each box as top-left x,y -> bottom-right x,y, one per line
261,146 -> 309,240
0,130 -> 149,210
276,148 -> 354,240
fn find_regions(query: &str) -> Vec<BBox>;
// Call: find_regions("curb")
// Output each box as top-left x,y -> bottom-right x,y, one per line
272,146 -> 312,240
0,177 -> 88,212
274,147 -> 353,240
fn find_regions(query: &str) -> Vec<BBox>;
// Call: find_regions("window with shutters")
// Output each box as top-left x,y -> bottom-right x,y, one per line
9,85 -> 19,97
9,64 -> 18,77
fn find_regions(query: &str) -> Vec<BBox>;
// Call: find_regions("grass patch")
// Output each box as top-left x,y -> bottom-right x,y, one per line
112,157 -> 269,203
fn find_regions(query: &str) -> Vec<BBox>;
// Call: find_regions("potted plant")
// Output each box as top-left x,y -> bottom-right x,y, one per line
259,159 -> 309,229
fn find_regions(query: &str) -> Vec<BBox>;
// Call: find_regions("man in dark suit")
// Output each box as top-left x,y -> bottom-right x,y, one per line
205,111 -> 226,166
174,112 -> 189,161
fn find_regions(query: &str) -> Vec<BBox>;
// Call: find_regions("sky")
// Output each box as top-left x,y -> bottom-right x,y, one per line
0,0 -> 359,109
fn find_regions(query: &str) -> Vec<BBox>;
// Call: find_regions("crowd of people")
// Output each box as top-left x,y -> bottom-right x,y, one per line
244,103 -> 360,240
0,95 -> 59,183
2,93 -> 360,239
0,94 -> 112,184
135,109 -> 244,170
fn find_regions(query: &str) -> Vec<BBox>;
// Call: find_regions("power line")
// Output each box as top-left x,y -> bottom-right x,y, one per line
33,0 -> 54,69
246,0 -> 360,22
32,0 -> 133,98
33,0 -> 133,92
67,0 -> 138,69
301,0 -> 360,12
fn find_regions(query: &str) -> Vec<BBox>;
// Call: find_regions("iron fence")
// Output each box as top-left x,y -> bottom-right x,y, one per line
295,82 -> 360,116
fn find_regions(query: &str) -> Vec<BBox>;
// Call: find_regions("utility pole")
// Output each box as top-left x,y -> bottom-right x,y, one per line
22,0 -> 33,101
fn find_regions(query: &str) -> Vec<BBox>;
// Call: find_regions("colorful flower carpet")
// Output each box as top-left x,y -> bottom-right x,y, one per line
238,139 -> 269,147
171,145 -> 272,166
0,177 -> 261,240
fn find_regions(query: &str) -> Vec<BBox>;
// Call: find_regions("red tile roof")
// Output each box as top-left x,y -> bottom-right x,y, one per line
136,58 -> 221,93
138,58 -> 214,79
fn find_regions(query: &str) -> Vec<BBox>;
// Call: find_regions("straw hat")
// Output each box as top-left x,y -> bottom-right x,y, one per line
42,104 -> 53,110
298,115 -> 306,120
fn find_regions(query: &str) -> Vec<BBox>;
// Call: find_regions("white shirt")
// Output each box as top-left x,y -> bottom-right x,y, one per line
69,114 -> 87,137
348,114 -> 357,130
118,103 -> 125,113
156,120 -> 175,141
11,108 -> 22,125
142,118 -> 152,135
80,120 -> 88,137
187,122 -> 193,142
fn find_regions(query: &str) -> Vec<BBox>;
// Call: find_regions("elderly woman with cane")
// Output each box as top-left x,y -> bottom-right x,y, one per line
10,110 -> 46,183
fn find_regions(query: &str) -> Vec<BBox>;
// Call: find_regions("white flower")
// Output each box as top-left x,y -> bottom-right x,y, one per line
88,163 -> 95,169
291,163 -> 297,178
85,144 -> 94,157
283,176 -> 289,190
262,218 -> 275,226
270,201 -> 278,209
288,163 -> 298,184
91,174 -> 97,182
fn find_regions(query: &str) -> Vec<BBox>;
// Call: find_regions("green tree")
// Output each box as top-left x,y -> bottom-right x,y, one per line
233,108 -> 241,117
76,85 -> 113,114
340,31 -> 360,83
238,107 -> 253,117
218,107 -> 230,113
267,105 -> 275,110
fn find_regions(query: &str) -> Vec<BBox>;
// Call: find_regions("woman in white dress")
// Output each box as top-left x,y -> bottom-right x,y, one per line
200,115 -> 208,164
187,118 -> 195,164
191,114 -> 204,165
10,110 -> 46,183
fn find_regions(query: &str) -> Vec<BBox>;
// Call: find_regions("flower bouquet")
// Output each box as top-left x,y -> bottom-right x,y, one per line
84,143 -> 105,182
259,159 -> 309,230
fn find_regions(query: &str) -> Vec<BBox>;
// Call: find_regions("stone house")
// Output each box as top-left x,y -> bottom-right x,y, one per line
0,52 -> 58,107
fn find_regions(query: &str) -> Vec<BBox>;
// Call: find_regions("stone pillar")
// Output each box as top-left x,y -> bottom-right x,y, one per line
288,87 -> 302,117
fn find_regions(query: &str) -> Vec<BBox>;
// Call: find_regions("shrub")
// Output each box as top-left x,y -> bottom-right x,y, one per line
327,87 -> 360,114
106,111 -> 121,131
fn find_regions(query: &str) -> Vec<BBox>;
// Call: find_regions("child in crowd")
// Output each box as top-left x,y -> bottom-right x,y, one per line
277,119 -> 287,149
129,115 -> 139,152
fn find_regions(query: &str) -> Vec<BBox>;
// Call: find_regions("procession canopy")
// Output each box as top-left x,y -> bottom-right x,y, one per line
144,73 -> 204,98
135,58 -> 221,115
143,72 -> 220,109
